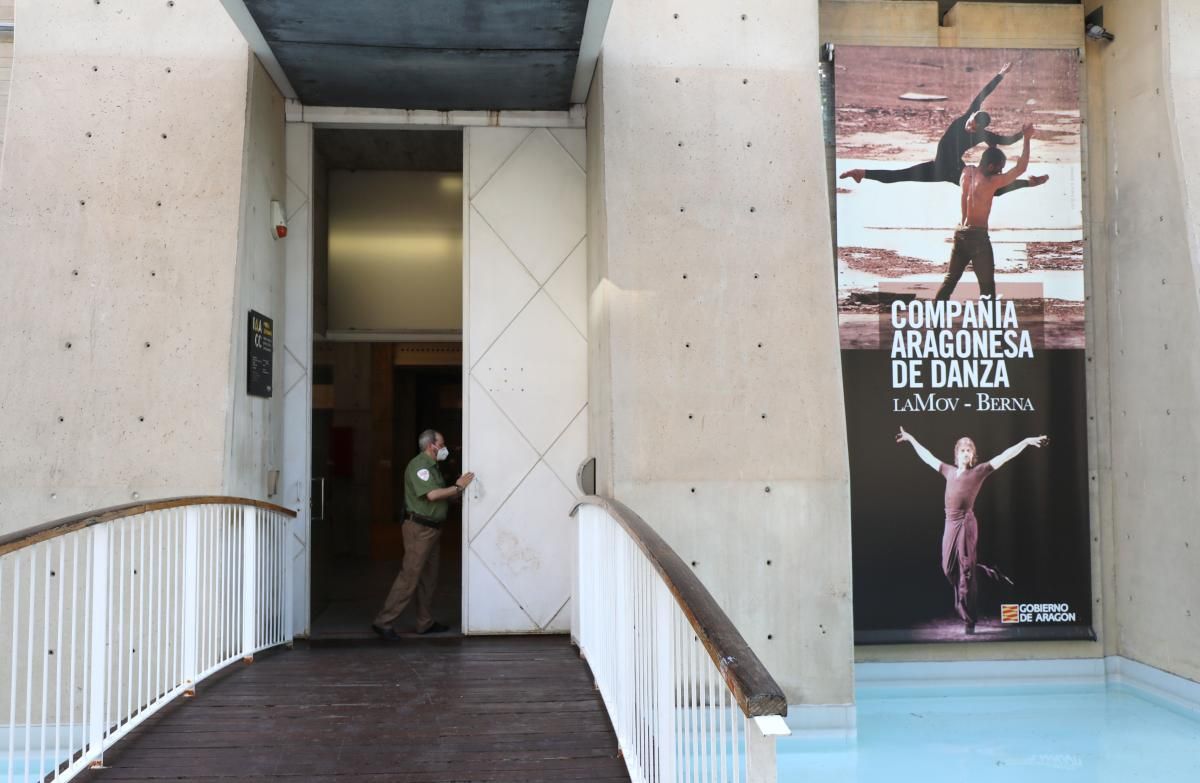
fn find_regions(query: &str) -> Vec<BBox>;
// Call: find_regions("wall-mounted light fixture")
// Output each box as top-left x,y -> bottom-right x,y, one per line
271,200 -> 287,239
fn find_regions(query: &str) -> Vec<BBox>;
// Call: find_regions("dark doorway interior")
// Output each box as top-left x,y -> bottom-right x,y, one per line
310,344 -> 463,638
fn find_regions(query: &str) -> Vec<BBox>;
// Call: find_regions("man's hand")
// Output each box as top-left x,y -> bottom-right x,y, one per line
1023,123 -> 1035,140
999,62 -> 1013,76
456,472 -> 476,489
1025,436 -> 1049,448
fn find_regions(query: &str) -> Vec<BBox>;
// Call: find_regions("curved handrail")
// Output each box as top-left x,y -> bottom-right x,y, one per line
0,495 -> 297,556
571,495 -> 787,718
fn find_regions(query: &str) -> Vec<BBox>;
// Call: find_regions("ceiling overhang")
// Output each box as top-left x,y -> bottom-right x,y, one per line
220,1 -> 612,112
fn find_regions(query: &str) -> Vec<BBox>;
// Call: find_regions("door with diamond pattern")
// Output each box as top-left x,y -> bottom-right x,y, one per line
463,127 -> 587,634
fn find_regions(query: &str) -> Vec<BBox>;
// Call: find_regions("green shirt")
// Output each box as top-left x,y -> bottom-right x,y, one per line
404,452 -> 449,522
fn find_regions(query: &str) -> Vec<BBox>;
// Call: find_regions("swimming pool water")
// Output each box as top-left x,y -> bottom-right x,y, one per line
778,686 -> 1200,782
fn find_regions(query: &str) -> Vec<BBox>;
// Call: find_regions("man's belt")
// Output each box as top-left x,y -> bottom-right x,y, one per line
405,513 -> 442,530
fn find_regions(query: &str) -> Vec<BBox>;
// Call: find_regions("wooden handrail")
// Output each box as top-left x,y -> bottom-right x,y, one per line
571,495 -> 787,718
0,496 -> 298,557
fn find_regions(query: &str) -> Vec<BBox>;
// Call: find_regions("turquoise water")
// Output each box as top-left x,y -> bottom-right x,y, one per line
779,686 -> 1200,782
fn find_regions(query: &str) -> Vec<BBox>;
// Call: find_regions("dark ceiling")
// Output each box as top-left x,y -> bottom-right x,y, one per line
243,0 -> 591,111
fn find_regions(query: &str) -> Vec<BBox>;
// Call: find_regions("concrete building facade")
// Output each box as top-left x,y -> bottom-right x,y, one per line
0,0 -> 1197,722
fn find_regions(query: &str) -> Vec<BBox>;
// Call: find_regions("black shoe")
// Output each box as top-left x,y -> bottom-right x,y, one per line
418,621 -> 450,635
372,623 -> 402,641
964,623 -> 976,635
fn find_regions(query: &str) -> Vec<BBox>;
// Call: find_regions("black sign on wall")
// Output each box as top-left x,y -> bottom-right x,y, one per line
247,310 -> 274,398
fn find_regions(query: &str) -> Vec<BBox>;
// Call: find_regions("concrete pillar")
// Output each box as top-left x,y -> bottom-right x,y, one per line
1088,0 -> 1200,683
588,0 -> 854,706
0,0 -> 254,531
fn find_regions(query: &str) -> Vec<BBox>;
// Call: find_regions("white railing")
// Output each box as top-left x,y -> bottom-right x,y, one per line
573,498 -> 790,783
0,498 -> 295,782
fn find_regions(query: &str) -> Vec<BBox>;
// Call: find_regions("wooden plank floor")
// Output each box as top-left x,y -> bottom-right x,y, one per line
79,636 -> 630,782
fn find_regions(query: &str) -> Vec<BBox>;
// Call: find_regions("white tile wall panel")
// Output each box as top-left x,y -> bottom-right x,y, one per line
545,239 -> 588,337
472,291 -> 587,454
467,207 -> 539,367
473,129 -> 586,284
473,461 -> 577,628
466,377 -> 540,540
467,127 -> 530,198
465,126 -> 587,633
466,550 -> 537,632
544,407 -> 587,498
550,128 -> 587,171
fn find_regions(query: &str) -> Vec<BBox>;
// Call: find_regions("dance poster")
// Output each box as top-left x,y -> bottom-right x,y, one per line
833,46 -> 1094,643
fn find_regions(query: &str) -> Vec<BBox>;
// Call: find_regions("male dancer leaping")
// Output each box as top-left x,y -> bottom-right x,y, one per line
935,123 -> 1034,300
895,427 -> 1048,634
840,62 -> 1048,197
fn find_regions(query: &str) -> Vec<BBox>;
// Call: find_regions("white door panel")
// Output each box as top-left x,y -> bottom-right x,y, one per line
464,127 -> 587,634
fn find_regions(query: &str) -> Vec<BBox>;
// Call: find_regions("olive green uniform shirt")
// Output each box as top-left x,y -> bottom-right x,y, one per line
404,452 -> 450,522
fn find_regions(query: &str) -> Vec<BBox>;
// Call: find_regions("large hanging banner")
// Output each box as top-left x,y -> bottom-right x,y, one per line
834,46 -> 1093,643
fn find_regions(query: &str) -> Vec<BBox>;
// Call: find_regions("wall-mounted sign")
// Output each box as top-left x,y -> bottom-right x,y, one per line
247,310 -> 273,398
833,46 -> 1093,644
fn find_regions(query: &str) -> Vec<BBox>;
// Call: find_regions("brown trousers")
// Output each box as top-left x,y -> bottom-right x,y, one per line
373,520 -> 441,632
935,227 -> 995,300
941,511 -> 979,626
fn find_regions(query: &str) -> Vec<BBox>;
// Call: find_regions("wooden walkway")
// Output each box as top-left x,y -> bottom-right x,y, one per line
79,636 -> 630,782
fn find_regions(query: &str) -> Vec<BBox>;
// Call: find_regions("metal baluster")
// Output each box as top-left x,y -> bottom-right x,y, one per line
37,545 -> 50,781
687,623 -> 695,783
199,507 -> 207,672
137,516 -> 146,718
5,557 -> 16,783
181,507 -> 199,697
26,547 -> 39,778
217,507 -> 226,666
68,537 -> 79,773
169,511 -> 177,696
205,507 -> 214,672
703,638 -> 711,783
243,506 -> 258,661
111,523 -> 123,736
715,653 -> 724,783
635,550 -> 643,775
152,513 -> 162,706
53,541 -> 65,778
729,687 -> 739,783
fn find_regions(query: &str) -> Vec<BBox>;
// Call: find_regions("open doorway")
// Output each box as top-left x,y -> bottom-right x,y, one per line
308,128 -> 464,639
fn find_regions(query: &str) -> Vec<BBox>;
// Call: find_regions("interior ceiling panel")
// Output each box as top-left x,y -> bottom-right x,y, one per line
243,0 -> 590,111
315,129 -> 463,172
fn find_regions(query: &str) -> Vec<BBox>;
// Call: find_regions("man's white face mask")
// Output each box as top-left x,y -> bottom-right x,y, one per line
436,446 -> 449,462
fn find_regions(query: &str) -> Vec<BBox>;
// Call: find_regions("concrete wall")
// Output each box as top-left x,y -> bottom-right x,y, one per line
0,0 -> 254,533
1087,0 -> 1200,683
222,58 -> 286,500
589,0 -> 854,705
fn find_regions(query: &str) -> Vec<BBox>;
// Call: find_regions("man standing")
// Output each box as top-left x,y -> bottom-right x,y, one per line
372,429 -> 474,639
935,123 -> 1036,301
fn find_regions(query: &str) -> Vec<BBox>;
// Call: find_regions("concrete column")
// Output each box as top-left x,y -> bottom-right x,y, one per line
0,0 -> 253,531
588,0 -> 853,706
1090,0 -> 1200,684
